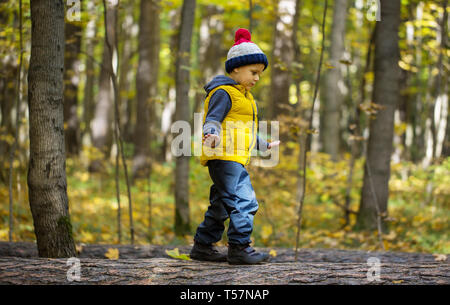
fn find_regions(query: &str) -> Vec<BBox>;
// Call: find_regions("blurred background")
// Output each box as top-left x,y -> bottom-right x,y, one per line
0,0 -> 448,254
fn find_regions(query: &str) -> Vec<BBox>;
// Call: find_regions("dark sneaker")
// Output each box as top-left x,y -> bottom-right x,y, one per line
227,243 -> 270,265
189,241 -> 227,262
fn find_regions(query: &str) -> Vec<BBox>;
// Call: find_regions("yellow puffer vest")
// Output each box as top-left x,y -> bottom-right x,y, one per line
200,84 -> 258,167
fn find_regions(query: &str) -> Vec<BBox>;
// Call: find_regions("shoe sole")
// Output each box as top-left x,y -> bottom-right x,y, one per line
227,258 -> 270,265
190,254 -> 228,262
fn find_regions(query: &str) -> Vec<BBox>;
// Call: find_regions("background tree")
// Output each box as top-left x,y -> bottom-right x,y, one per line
270,0 -> 296,150
174,0 -> 196,236
356,0 -> 401,231
63,1 -> 82,156
133,0 -> 161,180
321,0 -> 348,161
89,0 -> 117,172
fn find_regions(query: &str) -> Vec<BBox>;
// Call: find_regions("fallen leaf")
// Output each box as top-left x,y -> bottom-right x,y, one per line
433,254 -> 447,262
269,249 -> 277,257
165,248 -> 191,260
105,248 -> 119,260
392,280 -> 404,284
75,243 -> 84,254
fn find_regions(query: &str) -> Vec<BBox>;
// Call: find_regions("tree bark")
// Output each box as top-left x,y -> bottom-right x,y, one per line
321,0 -> 348,161
356,0 -> 401,231
174,0 -> 196,236
27,0 -> 76,258
0,249 -> 448,284
133,0 -> 160,180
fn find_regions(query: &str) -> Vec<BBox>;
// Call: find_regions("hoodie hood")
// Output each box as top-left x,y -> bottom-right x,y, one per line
204,75 -> 238,95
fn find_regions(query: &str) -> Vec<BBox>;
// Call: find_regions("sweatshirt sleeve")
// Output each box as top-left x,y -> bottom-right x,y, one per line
203,89 -> 231,136
256,135 -> 269,152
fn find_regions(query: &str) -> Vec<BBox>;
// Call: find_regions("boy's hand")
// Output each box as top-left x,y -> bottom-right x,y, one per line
268,140 -> 280,149
203,133 -> 220,148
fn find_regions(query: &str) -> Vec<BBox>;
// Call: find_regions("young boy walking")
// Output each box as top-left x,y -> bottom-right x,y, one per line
190,28 -> 280,264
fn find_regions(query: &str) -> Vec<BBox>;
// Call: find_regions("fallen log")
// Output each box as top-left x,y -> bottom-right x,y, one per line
1,242 -> 448,285
0,256 -> 448,285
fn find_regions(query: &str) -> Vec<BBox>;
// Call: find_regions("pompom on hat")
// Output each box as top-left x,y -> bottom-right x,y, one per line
225,28 -> 268,74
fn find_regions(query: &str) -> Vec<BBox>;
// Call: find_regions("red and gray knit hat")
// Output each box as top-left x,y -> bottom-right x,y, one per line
225,28 -> 269,74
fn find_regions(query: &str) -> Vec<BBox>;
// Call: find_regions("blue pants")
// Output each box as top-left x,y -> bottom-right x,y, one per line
194,160 -> 259,245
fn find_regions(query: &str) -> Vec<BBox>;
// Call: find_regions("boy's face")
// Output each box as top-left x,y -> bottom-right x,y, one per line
231,63 -> 265,91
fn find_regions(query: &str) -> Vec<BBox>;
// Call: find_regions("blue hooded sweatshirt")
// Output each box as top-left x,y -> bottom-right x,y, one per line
202,75 -> 269,152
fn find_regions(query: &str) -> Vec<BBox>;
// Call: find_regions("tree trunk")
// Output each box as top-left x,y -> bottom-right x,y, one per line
0,6 -> 18,183
198,4 -> 225,80
81,0 -> 97,144
117,1 -> 135,144
355,0 -> 401,231
174,0 -> 196,236
63,9 -> 82,156
431,0 -> 448,159
0,253 -> 448,285
89,1 -> 117,172
160,9 -> 179,163
133,0 -> 160,180
27,0 -> 76,258
270,0 -> 295,121
321,0 -> 348,161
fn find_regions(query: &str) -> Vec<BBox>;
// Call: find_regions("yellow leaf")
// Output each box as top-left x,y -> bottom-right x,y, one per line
433,254 -> 447,262
269,249 -> 277,257
75,243 -> 84,254
165,248 -> 191,260
384,230 -> 397,241
105,248 -> 119,260
392,280 -> 404,284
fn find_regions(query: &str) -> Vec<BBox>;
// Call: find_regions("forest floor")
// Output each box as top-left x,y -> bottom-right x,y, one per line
0,242 -> 448,285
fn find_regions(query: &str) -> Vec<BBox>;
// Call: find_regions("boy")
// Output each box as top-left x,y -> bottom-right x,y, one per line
190,28 -> 280,265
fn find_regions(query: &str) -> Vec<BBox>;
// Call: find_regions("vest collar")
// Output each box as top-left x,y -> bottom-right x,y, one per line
233,84 -> 249,96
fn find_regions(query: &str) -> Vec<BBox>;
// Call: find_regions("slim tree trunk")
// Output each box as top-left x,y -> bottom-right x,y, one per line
27,0 -> 76,258
431,0 -> 448,159
117,1 -> 135,143
174,0 -> 196,236
295,0 -> 328,260
160,10 -> 179,163
89,1 -> 117,172
355,0 -> 401,231
133,0 -> 160,180
321,0 -> 348,161
0,4 -> 18,183
270,0 -> 295,121
82,0 -> 97,143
